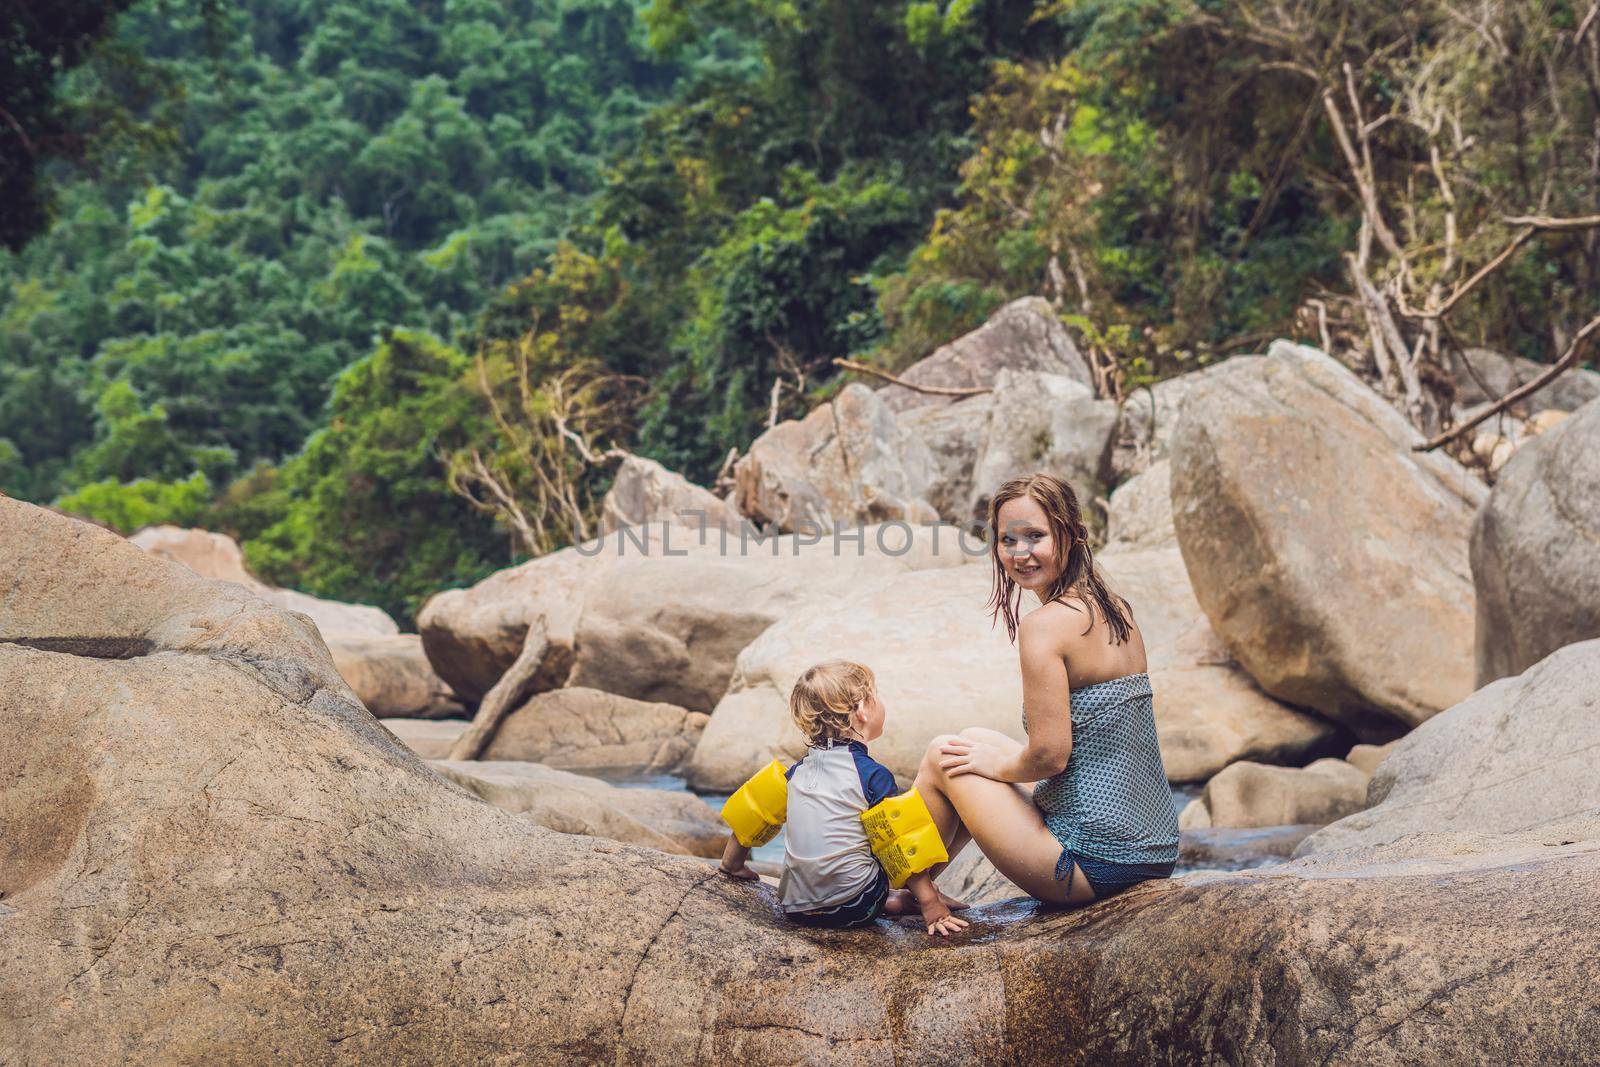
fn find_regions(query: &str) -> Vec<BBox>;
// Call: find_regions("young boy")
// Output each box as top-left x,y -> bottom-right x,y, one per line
718,660 -> 969,936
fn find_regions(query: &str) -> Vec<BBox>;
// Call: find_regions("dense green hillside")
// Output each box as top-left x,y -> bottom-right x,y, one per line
0,0 -> 712,505
5,0 -> 1596,625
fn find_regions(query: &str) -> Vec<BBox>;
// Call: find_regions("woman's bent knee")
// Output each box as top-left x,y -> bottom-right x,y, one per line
920,734 -> 962,776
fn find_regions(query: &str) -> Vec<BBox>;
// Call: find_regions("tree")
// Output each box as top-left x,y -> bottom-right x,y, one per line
236,329 -> 505,627
0,0 -> 141,249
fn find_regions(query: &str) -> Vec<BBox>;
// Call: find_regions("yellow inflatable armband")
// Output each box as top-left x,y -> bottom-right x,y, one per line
860,788 -> 948,889
721,759 -> 788,847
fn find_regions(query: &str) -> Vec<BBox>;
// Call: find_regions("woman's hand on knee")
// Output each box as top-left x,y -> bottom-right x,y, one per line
921,734 -> 962,772
936,735 -> 1011,781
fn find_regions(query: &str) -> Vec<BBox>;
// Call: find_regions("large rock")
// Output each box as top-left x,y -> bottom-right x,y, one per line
733,382 -> 938,533
129,524 -> 398,636
1104,458 -> 1174,550
417,522 -> 684,703
1298,639 -> 1600,857
1171,344 -> 1486,739
1099,546 -> 1343,784
5,498 -> 1600,1063
567,522 -> 970,714
1470,398 -> 1600,685
688,549 -> 1336,792
896,393 -> 993,523
381,717 -> 469,758
1343,740 -> 1398,777
1108,364 -> 1237,483
430,760 -> 723,857
326,633 -> 464,718
1178,758 -> 1371,830
966,369 -> 1119,523
687,565 -> 1019,791
877,296 -> 1093,413
477,687 -> 707,775
1450,346 -> 1600,412
600,454 -> 738,537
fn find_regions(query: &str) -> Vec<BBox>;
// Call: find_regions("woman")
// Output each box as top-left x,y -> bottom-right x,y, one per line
913,472 -> 1179,906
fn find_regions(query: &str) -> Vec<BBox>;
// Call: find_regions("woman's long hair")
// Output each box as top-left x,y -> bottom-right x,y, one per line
985,472 -> 1132,645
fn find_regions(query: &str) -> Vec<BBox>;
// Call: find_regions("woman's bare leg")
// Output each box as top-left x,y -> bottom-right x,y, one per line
911,749 -> 974,909
913,730 -> 1095,906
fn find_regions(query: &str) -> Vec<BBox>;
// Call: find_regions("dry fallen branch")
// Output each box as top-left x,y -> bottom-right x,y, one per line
831,358 -> 992,398
1501,212 -> 1600,230
1417,312 -> 1600,452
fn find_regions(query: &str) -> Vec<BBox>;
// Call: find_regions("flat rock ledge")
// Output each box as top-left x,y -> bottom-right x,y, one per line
3,498 -> 1596,1064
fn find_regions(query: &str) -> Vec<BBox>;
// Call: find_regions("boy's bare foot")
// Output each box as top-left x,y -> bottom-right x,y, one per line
940,891 -> 971,911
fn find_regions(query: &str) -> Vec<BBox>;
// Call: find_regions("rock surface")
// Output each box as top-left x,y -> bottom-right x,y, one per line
895,392 -> 993,523
966,369 -> 1119,524
686,564 -> 1021,790
417,522 -> 682,703
130,524 -> 398,636
1343,740 -> 1399,777
1171,345 -> 1485,739
5,497 -> 1600,1064
876,296 -> 1092,413
1298,639 -> 1600,857
381,717 -> 469,759
600,454 -> 738,537
327,633 -> 464,718
477,686 -> 707,775
567,522 -> 968,713
688,548 -> 1337,791
1104,458 -> 1174,550
1099,546 -> 1343,783
1470,398 -> 1600,685
1108,363 -> 1236,482
1450,346 -> 1600,412
1179,757 -> 1371,830
430,760 -> 723,857
733,382 -> 938,533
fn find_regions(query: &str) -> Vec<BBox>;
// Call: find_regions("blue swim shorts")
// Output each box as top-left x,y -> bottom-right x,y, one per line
786,865 -> 890,930
1056,847 -> 1175,899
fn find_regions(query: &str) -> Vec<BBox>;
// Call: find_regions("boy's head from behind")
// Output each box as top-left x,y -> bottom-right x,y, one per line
789,660 -> 883,746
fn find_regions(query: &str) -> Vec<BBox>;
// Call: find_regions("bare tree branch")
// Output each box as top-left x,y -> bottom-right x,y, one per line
831,358 -> 992,397
1417,312 -> 1600,451
1501,212 -> 1600,229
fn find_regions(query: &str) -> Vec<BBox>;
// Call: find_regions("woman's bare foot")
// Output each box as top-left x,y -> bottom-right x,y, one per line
882,888 -> 969,915
881,889 -> 917,916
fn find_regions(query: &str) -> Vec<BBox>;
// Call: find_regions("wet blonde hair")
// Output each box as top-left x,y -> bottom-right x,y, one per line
789,660 -> 876,745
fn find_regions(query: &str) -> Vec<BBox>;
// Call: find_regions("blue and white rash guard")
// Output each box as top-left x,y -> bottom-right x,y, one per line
777,739 -> 899,912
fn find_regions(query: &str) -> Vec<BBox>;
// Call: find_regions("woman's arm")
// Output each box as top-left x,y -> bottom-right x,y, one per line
939,608 -> 1073,783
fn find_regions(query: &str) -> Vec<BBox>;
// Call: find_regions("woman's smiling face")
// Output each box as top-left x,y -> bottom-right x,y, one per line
995,494 -> 1062,591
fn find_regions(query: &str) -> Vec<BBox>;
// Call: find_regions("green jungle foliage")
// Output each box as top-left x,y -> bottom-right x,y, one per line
1,0 -> 739,621
6,0 -> 1596,627
880,1 -> 1600,385
0,0 -> 143,250
0,0 -> 705,503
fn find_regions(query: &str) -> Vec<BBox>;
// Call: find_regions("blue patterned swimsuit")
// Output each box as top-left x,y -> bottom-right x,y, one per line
1024,672 -> 1180,898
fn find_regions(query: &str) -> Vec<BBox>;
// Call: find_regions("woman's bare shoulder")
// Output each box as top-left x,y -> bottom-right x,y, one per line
1034,593 -> 1144,654
1019,599 -> 1086,644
